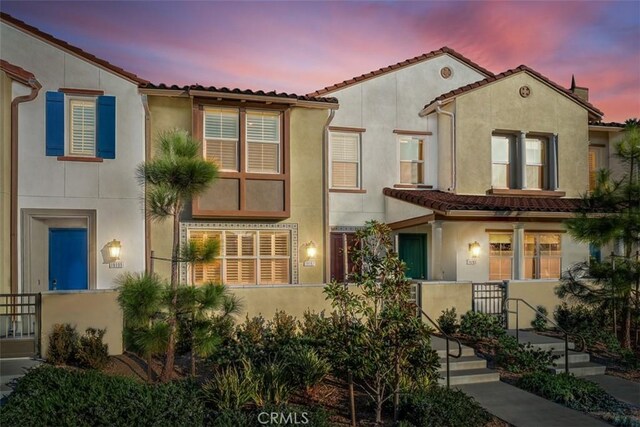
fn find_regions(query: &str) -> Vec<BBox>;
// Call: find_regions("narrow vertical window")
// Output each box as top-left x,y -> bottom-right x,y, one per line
399,135 -> 424,184
524,233 -> 561,279
69,99 -> 96,156
491,135 -> 510,188
246,111 -> 280,173
330,132 -> 360,189
259,231 -> 290,284
526,137 -> 546,190
204,108 -> 239,171
489,233 -> 512,280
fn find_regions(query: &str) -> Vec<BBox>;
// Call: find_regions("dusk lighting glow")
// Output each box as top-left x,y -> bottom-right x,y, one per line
2,1 -> 638,121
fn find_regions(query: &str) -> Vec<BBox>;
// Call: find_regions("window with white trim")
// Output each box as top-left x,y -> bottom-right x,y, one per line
330,131 -> 361,189
491,134 -> 511,188
246,110 -> 280,173
525,137 -> 546,190
188,229 -> 291,285
489,233 -> 512,280
398,135 -> 424,184
524,233 -> 561,279
69,99 -> 96,156
204,108 -> 239,171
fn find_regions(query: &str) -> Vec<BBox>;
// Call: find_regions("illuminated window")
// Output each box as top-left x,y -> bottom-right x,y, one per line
524,233 -> 561,279
489,233 -> 512,280
526,137 -> 546,190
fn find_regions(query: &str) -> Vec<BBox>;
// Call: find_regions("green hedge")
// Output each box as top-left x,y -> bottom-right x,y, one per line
0,366 -> 204,427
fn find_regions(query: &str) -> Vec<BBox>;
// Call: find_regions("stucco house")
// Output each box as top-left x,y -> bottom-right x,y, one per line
308,49 -> 607,297
1,12 -> 147,295
140,84 -> 338,307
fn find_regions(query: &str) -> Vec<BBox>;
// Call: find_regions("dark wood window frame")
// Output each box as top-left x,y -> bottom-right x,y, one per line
192,99 -> 291,219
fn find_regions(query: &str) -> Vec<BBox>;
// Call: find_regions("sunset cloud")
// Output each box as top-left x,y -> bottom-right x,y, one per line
2,0 -> 638,121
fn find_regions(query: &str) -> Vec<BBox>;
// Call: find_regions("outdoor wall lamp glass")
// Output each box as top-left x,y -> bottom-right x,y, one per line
107,239 -> 122,261
305,241 -> 317,260
468,241 -> 481,258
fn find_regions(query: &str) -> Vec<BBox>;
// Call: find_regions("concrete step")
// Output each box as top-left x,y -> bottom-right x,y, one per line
435,345 -> 475,358
438,356 -> 487,372
551,351 -> 591,366
548,362 -> 606,377
438,368 -> 501,386
507,330 -> 575,351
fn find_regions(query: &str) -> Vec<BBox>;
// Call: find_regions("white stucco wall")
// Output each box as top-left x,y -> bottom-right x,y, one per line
328,54 -> 487,227
1,21 -> 145,290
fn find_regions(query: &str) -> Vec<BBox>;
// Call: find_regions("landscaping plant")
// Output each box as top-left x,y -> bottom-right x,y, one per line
459,311 -> 505,340
437,307 -> 459,335
76,327 -> 109,370
531,305 -> 549,332
47,323 -> 79,365
495,335 -> 557,373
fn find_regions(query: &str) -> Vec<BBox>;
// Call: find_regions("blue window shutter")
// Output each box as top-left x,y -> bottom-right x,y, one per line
97,96 -> 116,159
45,91 -> 64,156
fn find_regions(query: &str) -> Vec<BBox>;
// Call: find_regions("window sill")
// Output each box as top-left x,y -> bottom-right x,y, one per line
486,188 -> 565,197
57,156 -> 103,163
393,184 -> 433,189
329,188 -> 367,194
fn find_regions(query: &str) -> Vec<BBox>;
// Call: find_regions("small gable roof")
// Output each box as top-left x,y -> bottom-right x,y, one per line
421,64 -> 603,119
307,46 -> 495,97
1,12 -> 148,85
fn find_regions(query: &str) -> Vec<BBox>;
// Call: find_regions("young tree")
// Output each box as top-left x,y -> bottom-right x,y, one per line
137,129 -> 218,381
558,120 -> 640,349
324,221 -> 438,424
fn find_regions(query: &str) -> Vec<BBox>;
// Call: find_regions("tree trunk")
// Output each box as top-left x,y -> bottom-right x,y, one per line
375,396 -> 383,425
348,372 -> 356,427
160,209 -> 181,382
147,354 -> 154,383
191,319 -> 196,377
393,346 -> 400,422
622,300 -> 632,349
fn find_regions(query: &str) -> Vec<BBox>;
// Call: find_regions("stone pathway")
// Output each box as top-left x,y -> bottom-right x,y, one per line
458,381 -> 609,427
588,375 -> 640,407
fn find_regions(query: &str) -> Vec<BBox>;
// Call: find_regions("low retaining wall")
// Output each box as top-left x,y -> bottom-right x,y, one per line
40,290 -> 123,358
418,281 -> 473,323
506,280 -> 563,329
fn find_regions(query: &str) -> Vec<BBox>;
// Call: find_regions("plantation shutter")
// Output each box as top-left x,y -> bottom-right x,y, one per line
189,231 -> 221,284
70,100 -> 96,155
96,96 -> 116,159
246,111 -> 280,173
331,132 -> 359,188
224,232 -> 256,285
45,91 -> 65,156
258,232 -> 290,284
204,108 -> 238,171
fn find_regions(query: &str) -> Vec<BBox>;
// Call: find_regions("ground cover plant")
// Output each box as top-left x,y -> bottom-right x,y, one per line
46,323 -> 109,369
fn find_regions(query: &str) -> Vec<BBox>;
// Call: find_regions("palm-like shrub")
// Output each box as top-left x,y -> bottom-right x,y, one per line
289,347 -> 331,395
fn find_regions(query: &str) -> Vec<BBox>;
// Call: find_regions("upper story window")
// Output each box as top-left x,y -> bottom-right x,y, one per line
588,146 -> 606,191
525,137 -> 546,190
524,232 -> 561,279
399,135 -> 425,184
45,91 -> 116,160
491,135 -> 512,188
330,131 -> 361,189
246,111 -> 281,174
204,108 -> 239,171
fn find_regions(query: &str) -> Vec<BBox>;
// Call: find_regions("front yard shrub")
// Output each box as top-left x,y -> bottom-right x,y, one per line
0,365 -> 204,426
398,386 -> 491,427
437,308 -> 459,335
459,311 -> 505,339
517,371 -> 627,414
202,363 -> 256,410
531,305 -> 548,331
289,347 -> 331,395
47,323 -> 79,365
495,335 -> 557,373
76,327 -> 109,369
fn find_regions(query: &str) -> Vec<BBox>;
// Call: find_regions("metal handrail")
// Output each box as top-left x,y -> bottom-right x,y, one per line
412,303 -> 462,388
503,298 -> 586,374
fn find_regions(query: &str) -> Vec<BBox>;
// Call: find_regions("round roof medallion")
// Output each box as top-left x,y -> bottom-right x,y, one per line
519,85 -> 531,98
440,66 -> 452,79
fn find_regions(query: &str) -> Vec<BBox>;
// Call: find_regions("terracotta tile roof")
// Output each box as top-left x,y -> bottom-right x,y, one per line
383,188 -> 582,214
0,59 -> 36,85
422,65 -> 603,118
142,83 -> 338,104
0,12 -> 148,84
307,47 -> 495,97
589,121 -> 625,128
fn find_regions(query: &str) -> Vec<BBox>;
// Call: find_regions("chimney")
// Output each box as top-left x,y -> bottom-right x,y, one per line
569,74 -> 589,101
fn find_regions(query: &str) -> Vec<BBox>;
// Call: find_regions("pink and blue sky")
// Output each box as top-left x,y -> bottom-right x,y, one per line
2,1 -> 639,121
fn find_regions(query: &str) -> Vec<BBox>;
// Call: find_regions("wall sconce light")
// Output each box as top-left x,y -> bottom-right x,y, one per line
303,241 -> 317,267
468,241 -> 481,259
107,239 -> 122,262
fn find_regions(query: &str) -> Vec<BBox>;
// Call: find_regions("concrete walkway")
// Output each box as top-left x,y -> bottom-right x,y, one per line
588,375 -> 640,407
458,381 -> 609,427
1,358 -> 42,400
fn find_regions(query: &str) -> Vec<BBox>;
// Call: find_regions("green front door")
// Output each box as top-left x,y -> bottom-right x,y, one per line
398,234 -> 426,280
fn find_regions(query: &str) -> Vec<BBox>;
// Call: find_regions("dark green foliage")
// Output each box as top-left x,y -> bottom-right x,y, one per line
531,305 -> 548,331
518,371 -> 628,414
459,311 -> 505,339
202,363 -> 256,410
495,335 -> 557,373
0,365 -> 204,427
47,323 -> 79,365
554,303 -> 626,351
289,347 -> 331,394
397,386 -> 492,427
76,328 -> 109,370
437,308 -> 459,335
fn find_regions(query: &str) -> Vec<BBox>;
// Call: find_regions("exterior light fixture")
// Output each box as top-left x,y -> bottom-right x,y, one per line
305,241 -> 317,260
468,241 -> 481,259
107,239 -> 122,261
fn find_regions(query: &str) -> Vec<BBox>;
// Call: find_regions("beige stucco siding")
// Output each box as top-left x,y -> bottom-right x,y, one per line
1,72 -> 11,292
454,73 -> 589,196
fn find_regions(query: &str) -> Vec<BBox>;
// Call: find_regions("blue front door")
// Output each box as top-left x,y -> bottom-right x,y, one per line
49,228 -> 88,290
